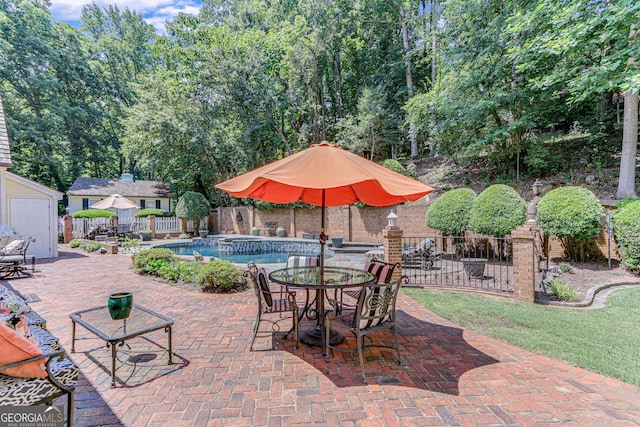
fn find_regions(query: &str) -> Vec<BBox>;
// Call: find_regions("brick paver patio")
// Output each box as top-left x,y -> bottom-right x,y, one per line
5,246 -> 640,426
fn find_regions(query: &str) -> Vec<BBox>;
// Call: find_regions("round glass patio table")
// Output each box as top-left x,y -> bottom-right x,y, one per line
269,266 -> 375,354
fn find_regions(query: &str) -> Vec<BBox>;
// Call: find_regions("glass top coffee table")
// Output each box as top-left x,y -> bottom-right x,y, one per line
70,304 -> 174,387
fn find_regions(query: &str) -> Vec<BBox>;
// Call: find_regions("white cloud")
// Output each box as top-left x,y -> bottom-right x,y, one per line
49,0 -> 201,33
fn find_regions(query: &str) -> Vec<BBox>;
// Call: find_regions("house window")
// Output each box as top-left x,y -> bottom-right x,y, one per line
140,200 -> 146,209
155,200 -> 161,209
82,198 -> 88,209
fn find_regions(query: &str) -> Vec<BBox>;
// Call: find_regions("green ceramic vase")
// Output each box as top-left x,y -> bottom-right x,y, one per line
108,292 -> 133,320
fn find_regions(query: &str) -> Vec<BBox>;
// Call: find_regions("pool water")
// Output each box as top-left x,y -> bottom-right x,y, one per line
170,246 -> 289,264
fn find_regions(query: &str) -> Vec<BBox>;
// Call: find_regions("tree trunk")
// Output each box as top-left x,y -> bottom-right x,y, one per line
617,90 -> 638,199
617,18 -> 639,199
431,0 -> 438,86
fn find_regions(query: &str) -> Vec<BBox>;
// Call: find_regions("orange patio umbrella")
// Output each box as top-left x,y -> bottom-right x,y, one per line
216,141 -> 434,277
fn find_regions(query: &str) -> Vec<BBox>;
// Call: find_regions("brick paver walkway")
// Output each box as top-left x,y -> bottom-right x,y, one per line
5,246 -> 640,426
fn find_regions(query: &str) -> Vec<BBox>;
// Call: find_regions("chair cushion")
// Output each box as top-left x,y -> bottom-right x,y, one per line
356,281 -> 400,330
0,286 -> 31,315
286,255 -> 319,268
257,268 -> 273,307
0,323 -> 47,378
2,240 -> 24,254
1,313 -> 35,342
364,261 -> 393,284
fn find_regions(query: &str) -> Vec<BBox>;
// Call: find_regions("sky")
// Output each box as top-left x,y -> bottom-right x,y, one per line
49,0 -> 202,33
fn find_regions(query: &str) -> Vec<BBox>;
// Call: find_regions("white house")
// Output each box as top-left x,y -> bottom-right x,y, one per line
0,95 -> 63,258
67,175 -> 172,221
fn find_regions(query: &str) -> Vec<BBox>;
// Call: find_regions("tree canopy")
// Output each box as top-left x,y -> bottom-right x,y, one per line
1,0 -> 638,205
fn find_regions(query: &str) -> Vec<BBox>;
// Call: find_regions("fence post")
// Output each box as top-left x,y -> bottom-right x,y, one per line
511,220 -> 542,302
149,215 -> 157,238
63,216 -> 73,243
383,224 -> 403,282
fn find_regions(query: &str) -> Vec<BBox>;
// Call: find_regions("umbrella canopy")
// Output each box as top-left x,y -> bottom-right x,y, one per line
90,194 -> 139,210
215,142 -> 434,206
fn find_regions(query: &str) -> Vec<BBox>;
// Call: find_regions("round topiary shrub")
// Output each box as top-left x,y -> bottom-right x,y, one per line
73,209 -> 117,218
536,186 -> 603,262
133,248 -> 176,271
469,184 -> 526,237
426,188 -> 476,236
612,200 -> 640,273
137,208 -> 171,218
197,260 -> 245,292
176,192 -> 209,220
382,159 -> 406,176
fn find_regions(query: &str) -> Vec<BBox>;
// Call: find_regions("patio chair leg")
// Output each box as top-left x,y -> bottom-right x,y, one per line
357,335 -> 366,383
250,312 -> 261,351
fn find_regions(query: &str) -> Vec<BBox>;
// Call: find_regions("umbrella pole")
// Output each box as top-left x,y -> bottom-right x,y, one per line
319,190 -> 326,284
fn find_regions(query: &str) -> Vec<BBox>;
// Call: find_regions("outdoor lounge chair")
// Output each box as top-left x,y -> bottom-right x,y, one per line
402,237 -> 438,270
325,276 -> 407,383
244,263 -> 299,351
0,237 -> 35,280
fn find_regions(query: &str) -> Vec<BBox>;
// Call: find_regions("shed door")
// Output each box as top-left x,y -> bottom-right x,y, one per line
9,198 -> 51,258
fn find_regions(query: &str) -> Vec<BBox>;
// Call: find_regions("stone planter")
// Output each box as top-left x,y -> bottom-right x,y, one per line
331,237 -> 344,248
461,258 -> 487,278
276,227 -> 286,237
199,230 -> 208,238
251,227 -> 260,236
139,232 -> 152,241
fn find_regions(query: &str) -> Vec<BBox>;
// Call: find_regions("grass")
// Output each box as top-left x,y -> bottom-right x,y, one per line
403,287 -> 640,385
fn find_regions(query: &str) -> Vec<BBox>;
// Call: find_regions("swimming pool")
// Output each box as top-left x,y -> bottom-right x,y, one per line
157,236 -> 328,265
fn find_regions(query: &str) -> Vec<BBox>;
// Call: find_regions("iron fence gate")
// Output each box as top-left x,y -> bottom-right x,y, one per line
401,235 -> 514,294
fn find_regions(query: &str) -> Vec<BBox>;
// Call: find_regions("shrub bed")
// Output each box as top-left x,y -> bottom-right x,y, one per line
69,238 -> 104,252
197,260 -> 245,292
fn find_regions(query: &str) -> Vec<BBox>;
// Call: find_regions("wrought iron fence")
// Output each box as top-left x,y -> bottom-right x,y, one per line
401,235 -> 514,294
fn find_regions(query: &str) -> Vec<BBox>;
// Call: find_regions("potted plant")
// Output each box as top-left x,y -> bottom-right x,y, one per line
330,236 -> 344,248
138,229 -> 152,241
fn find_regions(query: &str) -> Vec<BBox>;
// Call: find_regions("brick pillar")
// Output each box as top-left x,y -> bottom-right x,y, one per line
511,220 -> 542,302
383,225 -> 403,282
149,215 -> 157,238
63,216 -> 73,243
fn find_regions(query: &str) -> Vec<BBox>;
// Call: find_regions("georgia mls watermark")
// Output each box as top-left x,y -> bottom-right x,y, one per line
0,405 -> 65,427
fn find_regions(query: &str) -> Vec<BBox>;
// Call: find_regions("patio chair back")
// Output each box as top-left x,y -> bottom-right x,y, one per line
363,258 -> 400,284
286,254 -> 320,268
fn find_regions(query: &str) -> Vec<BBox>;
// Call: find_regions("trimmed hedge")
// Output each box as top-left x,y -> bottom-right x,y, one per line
73,209 -> 116,218
136,208 -> 172,218
613,200 -> 640,272
197,260 -> 245,292
536,186 -> 603,261
426,188 -> 476,236
469,184 -> 526,237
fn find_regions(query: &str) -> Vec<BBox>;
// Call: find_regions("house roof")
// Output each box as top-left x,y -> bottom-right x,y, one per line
68,177 -> 172,198
6,171 -> 64,200
0,95 -> 12,168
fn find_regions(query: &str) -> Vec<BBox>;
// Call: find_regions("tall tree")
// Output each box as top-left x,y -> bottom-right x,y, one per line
617,15 -> 639,199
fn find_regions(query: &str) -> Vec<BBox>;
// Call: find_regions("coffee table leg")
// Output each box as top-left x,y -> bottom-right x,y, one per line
166,326 -> 173,364
71,321 -> 76,353
109,341 -> 119,388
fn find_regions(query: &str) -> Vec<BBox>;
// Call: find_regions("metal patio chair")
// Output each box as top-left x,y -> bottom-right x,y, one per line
245,263 -> 299,351
325,275 -> 407,383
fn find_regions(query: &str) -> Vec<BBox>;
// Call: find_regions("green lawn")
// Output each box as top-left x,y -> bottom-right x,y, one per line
403,287 -> 640,385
